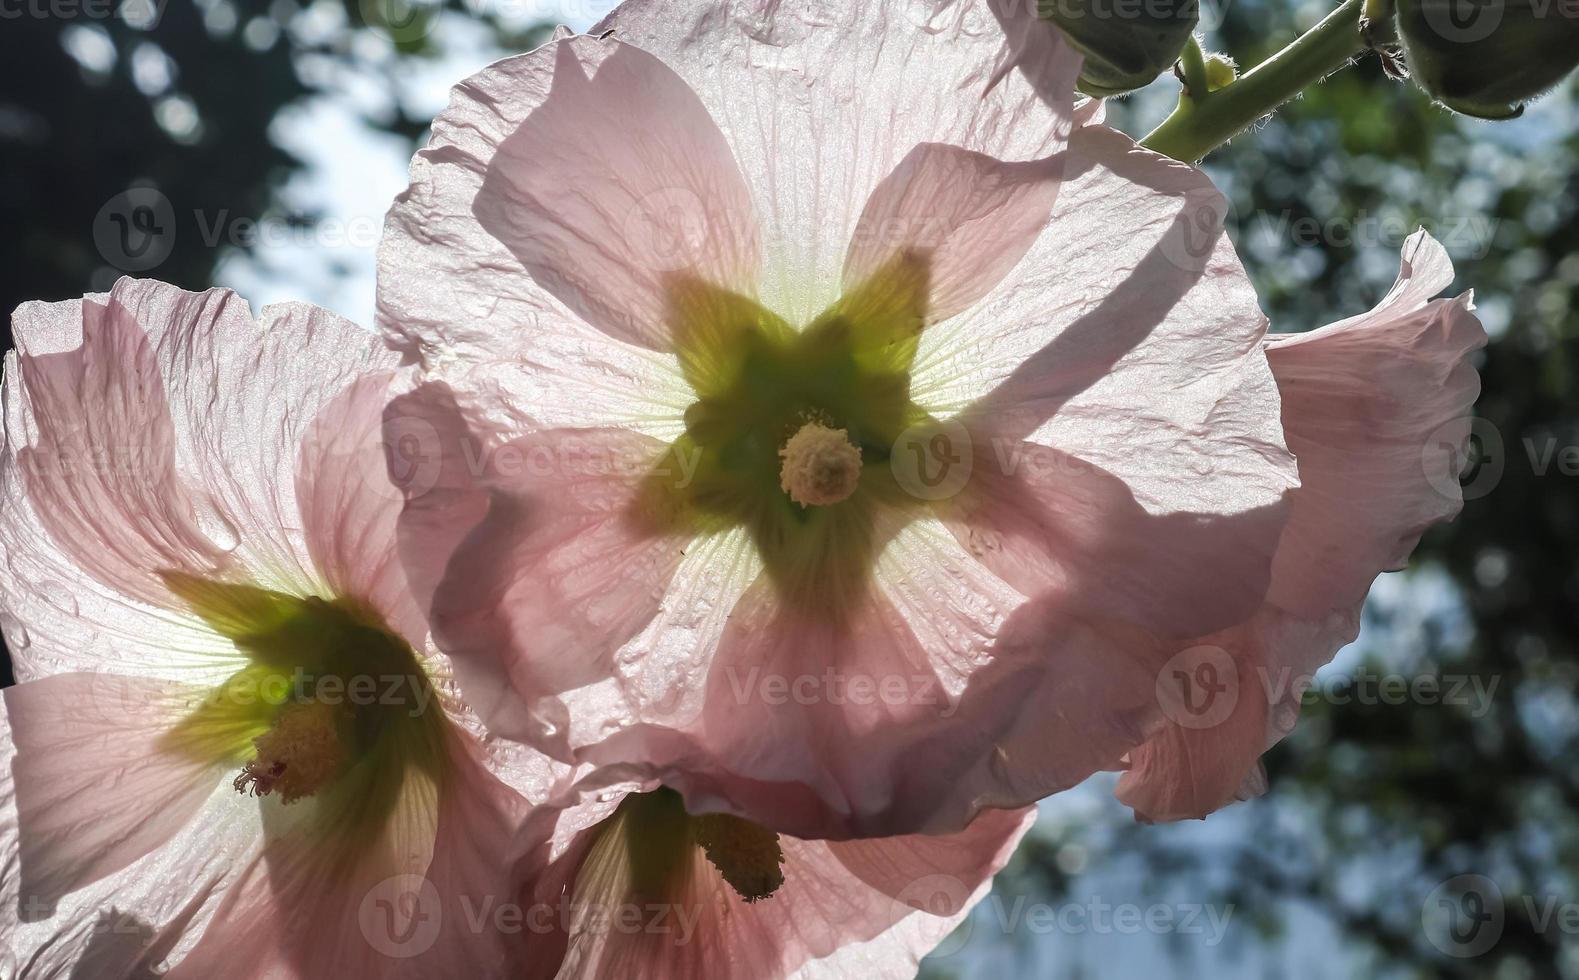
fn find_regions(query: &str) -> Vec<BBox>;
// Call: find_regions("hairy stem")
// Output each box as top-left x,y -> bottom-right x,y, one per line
1142,0 -> 1370,163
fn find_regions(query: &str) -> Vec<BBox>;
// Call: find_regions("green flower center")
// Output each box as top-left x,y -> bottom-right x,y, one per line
614,787 -> 785,904
638,254 -> 943,615
159,572 -> 448,846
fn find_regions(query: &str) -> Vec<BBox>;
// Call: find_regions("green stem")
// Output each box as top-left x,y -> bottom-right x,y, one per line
1141,0 -> 1369,163
1178,36 -> 1211,98
1361,0 -> 1399,45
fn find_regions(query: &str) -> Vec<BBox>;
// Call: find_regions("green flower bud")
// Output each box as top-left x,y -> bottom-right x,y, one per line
1396,0 -> 1579,118
1033,0 -> 1201,96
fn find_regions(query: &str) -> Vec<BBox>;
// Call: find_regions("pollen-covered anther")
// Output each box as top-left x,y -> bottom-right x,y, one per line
691,812 -> 785,903
234,700 -> 347,804
778,422 -> 862,507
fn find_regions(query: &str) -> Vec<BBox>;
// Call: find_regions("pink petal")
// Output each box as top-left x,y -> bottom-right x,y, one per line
945,435 -> 1288,642
539,776 -> 1033,979
1112,638 -> 1270,821
2,673 -> 226,911
9,887 -> 225,980
10,284 -> 229,609
843,144 -> 1063,324
297,370 -> 426,645
927,124 -> 1296,640
168,299 -> 400,598
622,522 -> 1170,839
931,126 -> 1286,459
1,282 -> 403,682
799,806 -> 1033,976
413,414 -> 691,756
1263,232 -> 1485,616
1115,231 -> 1487,821
694,579 -> 964,835
168,734 -> 530,979
381,33 -> 759,357
0,682 -> 263,979
383,382 -> 495,625
384,382 -> 551,746
1,808 -> 253,979
596,1 -> 1081,323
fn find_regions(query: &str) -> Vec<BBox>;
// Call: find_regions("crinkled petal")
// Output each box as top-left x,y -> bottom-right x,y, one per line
692,575 -> 971,835
652,518 -> 1026,837
1,281 -> 401,683
919,125 -> 1296,645
379,33 -> 759,359
1263,233 -> 1484,615
7,284 -> 230,610
404,392 -> 692,757
597,0 -> 1081,324
843,143 -> 1063,324
161,297 -> 400,598
588,519 -> 1171,838
166,732 -> 526,980
2,394 -> 235,684
534,776 -> 1033,980
1,673 -> 228,914
787,806 -> 1031,979
927,124 -> 1295,519
1111,638 -> 1270,822
472,39 -> 759,350
945,434 -> 1286,642
0,711 -> 258,980
1115,230 -> 1487,821
384,382 -> 497,625
297,370 -> 426,645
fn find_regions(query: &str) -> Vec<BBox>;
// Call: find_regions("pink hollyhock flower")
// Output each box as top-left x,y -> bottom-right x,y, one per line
510,767 -> 1033,979
1116,230 -> 1487,820
0,279 -> 553,977
376,4 -> 1303,839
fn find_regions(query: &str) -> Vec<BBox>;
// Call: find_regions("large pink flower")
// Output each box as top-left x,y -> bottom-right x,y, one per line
376,3 -> 1302,839
0,279 -> 554,977
1116,230 -> 1487,820
508,765 -> 1032,980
